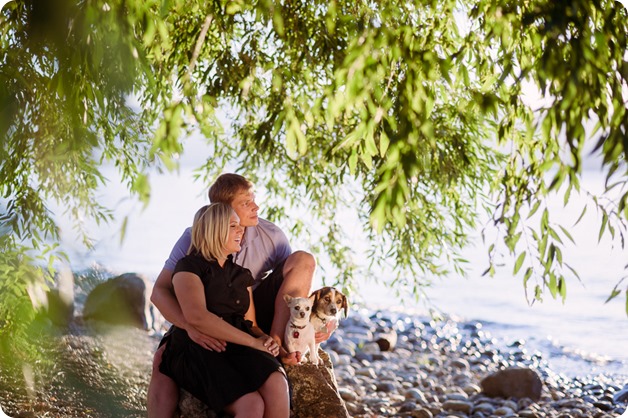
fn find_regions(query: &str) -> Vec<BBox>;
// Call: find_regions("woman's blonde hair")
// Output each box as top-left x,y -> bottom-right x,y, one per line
188,202 -> 234,261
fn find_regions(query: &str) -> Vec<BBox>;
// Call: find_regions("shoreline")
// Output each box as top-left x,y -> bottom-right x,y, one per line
0,306 -> 626,417
331,307 -> 627,417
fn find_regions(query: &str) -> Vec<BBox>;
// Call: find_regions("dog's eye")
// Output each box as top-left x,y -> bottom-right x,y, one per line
306,307 -> 310,311
325,297 -> 331,302
295,306 -> 300,311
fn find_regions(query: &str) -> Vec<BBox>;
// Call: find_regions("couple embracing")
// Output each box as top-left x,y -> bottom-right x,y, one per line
147,173 -> 346,418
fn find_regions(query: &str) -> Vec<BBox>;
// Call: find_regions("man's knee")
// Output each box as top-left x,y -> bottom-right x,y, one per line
284,250 -> 317,276
151,344 -> 166,374
148,344 -> 179,417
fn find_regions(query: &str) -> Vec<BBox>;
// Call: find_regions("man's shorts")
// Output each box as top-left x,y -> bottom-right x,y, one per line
252,260 -> 286,335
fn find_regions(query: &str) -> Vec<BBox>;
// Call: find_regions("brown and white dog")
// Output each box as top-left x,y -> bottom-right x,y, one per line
310,286 -> 349,347
283,294 -> 319,365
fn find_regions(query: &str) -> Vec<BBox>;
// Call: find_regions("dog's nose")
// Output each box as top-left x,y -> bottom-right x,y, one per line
331,308 -> 337,314
299,312 -> 305,318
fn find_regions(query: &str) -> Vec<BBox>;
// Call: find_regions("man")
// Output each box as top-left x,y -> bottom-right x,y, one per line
147,173 -> 324,417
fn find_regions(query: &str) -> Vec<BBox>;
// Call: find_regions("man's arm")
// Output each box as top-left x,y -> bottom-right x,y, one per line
150,268 -> 186,328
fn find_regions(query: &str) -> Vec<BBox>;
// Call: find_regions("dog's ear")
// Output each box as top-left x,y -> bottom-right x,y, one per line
310,288 -> 322,303
283,294 -> 293,304
341,293 -> 349,318
308,293 -> 316,304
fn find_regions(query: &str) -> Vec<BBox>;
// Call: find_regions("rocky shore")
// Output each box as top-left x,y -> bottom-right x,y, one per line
1,307 -> 627,418
328,308 -> 627,418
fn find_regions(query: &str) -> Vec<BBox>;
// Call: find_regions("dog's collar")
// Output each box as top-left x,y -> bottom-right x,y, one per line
314,312 -> 328,324
289,322 -> 307,339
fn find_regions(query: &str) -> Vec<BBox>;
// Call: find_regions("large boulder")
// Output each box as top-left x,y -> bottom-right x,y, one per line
178,348 -> 349,418
285,348 -> 350,418
480,367 -> 543,401
83,273 -> 159,330
45,288 -> 74,327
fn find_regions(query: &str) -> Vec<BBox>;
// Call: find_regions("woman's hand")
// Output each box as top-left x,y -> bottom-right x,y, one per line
187,326 -> 227,352
251,335 -> 280,356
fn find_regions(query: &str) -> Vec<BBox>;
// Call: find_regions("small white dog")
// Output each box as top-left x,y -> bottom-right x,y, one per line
283,294 -> 319,365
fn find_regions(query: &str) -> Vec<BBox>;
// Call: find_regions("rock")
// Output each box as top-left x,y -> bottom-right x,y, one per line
284,348 -> 350,418
44,288 -> 74,327
179,348 -> 350,418
375,330 -> 398,351
179,390 -> 218,417
480,367 -> 543,401
613,384 -> 628,403
410,408 -> 433,418
442,399 -> 473,414
83,273 -> 157,330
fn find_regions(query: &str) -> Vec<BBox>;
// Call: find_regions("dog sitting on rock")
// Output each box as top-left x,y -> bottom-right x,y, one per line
283,294 -> 319,365
310,286 -> 348,349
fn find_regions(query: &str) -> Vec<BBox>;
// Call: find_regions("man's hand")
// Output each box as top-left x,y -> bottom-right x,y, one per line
278,347 -> 302,366
186,326 -> 227,352
315,319 -> 338,344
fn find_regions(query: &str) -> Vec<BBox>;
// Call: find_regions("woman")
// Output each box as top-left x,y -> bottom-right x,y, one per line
158,203 -> 289,418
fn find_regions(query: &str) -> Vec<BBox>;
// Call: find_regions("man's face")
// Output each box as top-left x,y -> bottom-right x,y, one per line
230,189 -> 259,227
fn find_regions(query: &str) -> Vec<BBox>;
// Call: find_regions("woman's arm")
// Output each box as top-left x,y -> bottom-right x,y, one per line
243,287 -> 281,355
151,268 -> 226,351
174,272 -> 277,354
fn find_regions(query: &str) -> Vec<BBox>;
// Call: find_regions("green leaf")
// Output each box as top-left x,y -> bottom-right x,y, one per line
598,212 -> 608,243
558,225 -> 575,244
548,273 -> 557,299
514,252 -> 526,275
558,276 -> 567,302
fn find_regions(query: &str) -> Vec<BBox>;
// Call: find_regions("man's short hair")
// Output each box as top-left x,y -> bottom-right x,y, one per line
208,173 -> 254,204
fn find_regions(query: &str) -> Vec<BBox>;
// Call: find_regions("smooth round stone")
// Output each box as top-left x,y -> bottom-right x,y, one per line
375,382 -> 397,393
445,392 -> 469,402
472,402 -> 495,415
338,387 -> 358,402
441,400 -> 472,414
493,406 -> 516,416
405,388 -> 428,403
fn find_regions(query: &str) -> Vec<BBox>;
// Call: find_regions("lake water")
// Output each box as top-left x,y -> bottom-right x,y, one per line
54,142 -> 628,380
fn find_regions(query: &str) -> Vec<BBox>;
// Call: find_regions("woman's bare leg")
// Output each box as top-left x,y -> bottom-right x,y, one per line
258,372 -> 290,418
224,391 -> 264,418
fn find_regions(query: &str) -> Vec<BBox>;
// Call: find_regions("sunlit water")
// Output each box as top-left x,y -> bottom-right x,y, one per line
53,146 -> 627,380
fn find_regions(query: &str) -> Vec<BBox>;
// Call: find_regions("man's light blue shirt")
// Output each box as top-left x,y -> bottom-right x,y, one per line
164,218 -> 292,286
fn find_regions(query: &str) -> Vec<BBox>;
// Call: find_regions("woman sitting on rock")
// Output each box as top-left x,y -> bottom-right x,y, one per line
158,203 -> 289,418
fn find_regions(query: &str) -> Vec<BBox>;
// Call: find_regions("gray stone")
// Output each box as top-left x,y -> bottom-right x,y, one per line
179,390 -> 216,417
83,273 -> 158,330
284,348 -> 350,418
45,288 -> 74,327
613,385 -> 628,403
442,399 -> 473,413
375,329 -> 398,351
410,408 -> 433,418
480,367 -> 543,401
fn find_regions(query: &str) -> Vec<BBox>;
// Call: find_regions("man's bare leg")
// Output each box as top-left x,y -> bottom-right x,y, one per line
270,250 -> 316,347
147,345 -> 179,418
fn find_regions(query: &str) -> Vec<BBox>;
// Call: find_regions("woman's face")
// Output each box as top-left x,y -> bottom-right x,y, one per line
223,212 -> 244,256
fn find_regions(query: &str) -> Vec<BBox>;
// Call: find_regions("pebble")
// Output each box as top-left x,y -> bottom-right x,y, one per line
326,307 -> 628,418
2,306 -> 626,418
